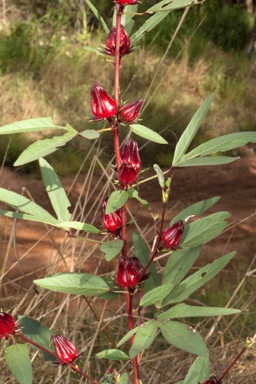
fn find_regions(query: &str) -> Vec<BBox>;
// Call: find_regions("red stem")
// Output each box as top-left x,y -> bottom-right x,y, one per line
16,333 -> 99,384
218,346 -> 247,382
126,293 -> 140,384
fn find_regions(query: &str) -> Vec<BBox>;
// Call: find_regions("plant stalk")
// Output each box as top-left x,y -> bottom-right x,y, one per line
126,292 -> 140,384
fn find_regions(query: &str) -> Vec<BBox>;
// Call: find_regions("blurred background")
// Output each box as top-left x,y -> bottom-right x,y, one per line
0,0 -> 256,174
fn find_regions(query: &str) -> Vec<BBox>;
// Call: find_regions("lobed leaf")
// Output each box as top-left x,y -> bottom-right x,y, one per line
57,221 -> 99,233
34,273 -> 110,296
129,320 -> 158,359
158,319 -> 209,357
130,124 -> 168,144
14,124 -> 77,166
162,252 -> 236,306
175,155 -> 239,167
162,246 -> 202,288
96,349 -> 129,361
106,190 -> 129,214
182,211 -> 230,248
39,158 -> 71,223
0,188 -> 58,224
122,5 -> 138,34
140,284 -> 174,307
130,11 -> 169,45
5,344 -> 32,384
0,117 -> 64,135
100,240 -> 124,261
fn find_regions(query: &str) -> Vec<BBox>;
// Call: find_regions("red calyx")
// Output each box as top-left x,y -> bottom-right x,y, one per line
119,99 -> 143,123
102,197 -> 122,237
53,335 -> 79,364
160,220 -> 185,250
91,82 -> 117,120
116,256 -> 143,288
119,138 -> 142,186
103,25 -> 131,57
115,0 -> 138,4
0,312 -> 17,340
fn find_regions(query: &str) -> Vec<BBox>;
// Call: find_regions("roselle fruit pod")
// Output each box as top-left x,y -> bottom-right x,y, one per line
120,138 -> 142,171
53,335 -> 79,364
160,220 -> 184,250
115,0 -> 138,4
0,312 -> 17,340
91,82 -> 117,120
119,163 -> 138,186
119,99 -> 143,123
116,256 -> 143,288
103,25 -> 131,57
102,197 -> 122,237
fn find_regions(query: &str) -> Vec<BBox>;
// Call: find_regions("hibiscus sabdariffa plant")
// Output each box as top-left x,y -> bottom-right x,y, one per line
0,1 -> 256,383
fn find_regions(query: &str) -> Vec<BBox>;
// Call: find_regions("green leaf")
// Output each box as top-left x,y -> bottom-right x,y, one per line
182,212 -> 230,248
39,158 -> 71,222
57,221 -> 99,233
14,124 -> 78,166
0,117 -> 65,134
18,317 -> 55,361
146,0 -> 202,13
157,303 -> 240,320
85,0 -> 109,34
183,356 -> 210,384
127,188 -> 151,210
122,5 -> 138,34
162,252 -> 236,306
117,327 -> 140,348
153,164 -> 165,188
172,94 -> 214,166
100,240 -> 124,261
96,349 -> 129,361
131,11 -> 169,45
170,197 -> 220,225
0,210 -> 58,226
158,319 -> 209,357
5,344 -> 32,384
120,373 -> 129,384
175,155 -> 239,167
83,46 -> 106,58
133,232 -> 160,292
0,188 -> 59,225
183,131 -> 256,160
34,273 -> 110,296
140,284 -> 174,307
129,320 -> 158,359
163,246 -> 202,287
106,190 -> 129,214
79,129 -> 100,140
130,124 -> 168,144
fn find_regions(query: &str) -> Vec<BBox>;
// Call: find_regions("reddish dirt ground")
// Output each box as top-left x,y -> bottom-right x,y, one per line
0,156 -> 256,290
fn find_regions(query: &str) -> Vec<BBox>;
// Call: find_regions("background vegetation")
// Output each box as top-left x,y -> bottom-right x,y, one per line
0,0 -> 256,173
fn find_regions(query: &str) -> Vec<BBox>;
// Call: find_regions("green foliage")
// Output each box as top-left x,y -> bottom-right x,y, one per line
5,344 -> 32,384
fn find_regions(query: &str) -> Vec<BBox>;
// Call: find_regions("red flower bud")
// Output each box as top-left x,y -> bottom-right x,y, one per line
119,99 -> 143,123
116,256 -> 143,288
103,25 -> 131,57
116,0 -> 138,4
91,82 -> 117,120
160,220 -> 184,250
0,312 -> 17,340
102,197 -> 122,237
53,336 -> 79,364
203,377 -> 221,384
120,138 -> 142,171
119,163 -> 138,186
